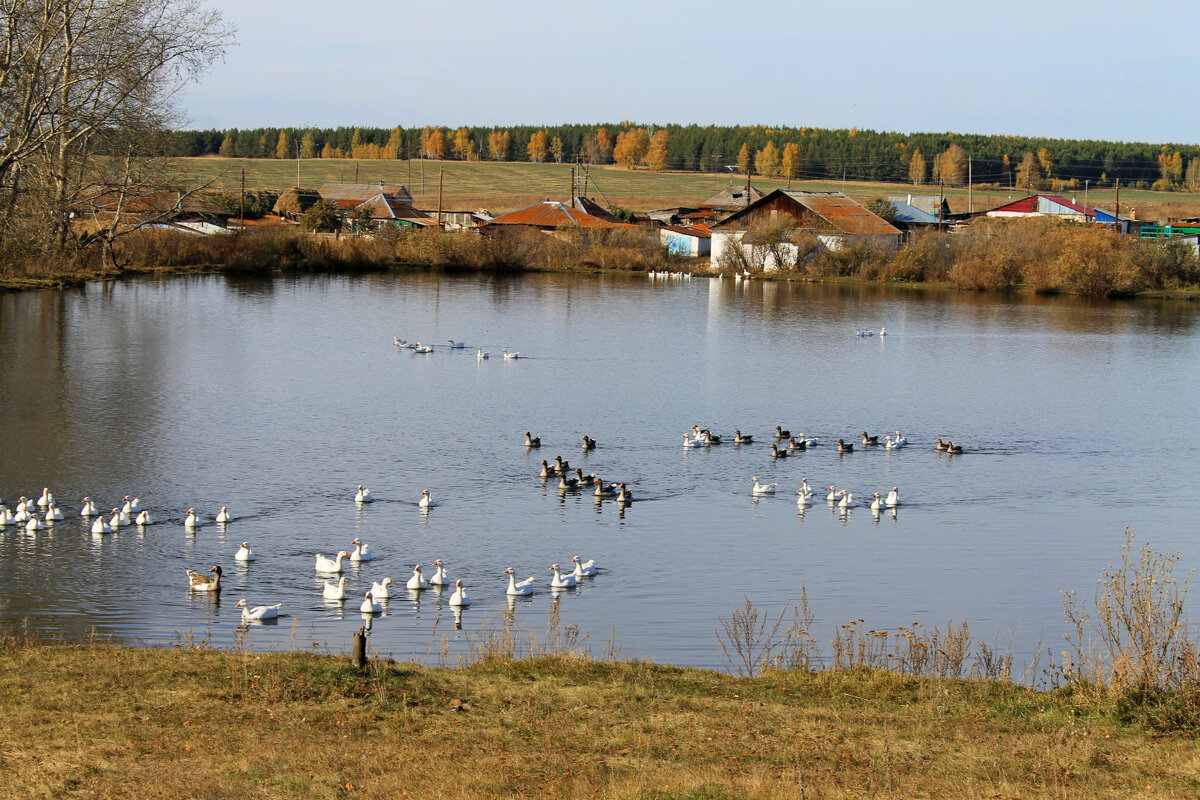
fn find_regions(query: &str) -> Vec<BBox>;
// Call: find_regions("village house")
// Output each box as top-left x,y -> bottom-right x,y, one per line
318,182 -> 414,210
659,224 -> 711,256
483,197 -> 629,230
646,184 -> 765,227
78,188 -> 233,235
351,193 -> 435,231
710,189 -> 901,271
985,194 -> 1091,222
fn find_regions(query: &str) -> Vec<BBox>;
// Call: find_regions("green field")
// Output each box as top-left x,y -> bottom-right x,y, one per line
176,157 -> 1200,219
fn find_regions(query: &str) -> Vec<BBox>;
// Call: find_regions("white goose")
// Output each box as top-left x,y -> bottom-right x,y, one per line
799,478 -> 814,497
750,477 -> 777,495
476,347 -> 489,360
571,556 -> 597,578
110,508 -> 128,528
45,502 -> 63,522
12,502 -> 29,524
315,551 -> 351,573
184,508 -> 202,529
412,343 -> 434,353
350,539 -> 372,562
448,580 -> 471,607
354,485 -> 373,503
796,489 -> 813,507
323,577 -> 347,600
360,592 -> 383,614
135,510 -> 152,526
825,486 -> 838,503
870,493 -> 885,512
215,507 -> 231,523
838,491 -> 857,509
91,515 -> 111,535
36,488 -> 51,508
406,565 -> 430,590
505,568 -> 535,596
447,339 -> 466,348
429,559 -> 449,586
25,515 -> 44,531
886,487 -> 901,507
371,578 -> 395,599
235,542 -> 255,562
502,349 -> 520,360
418,490 -> 438,509
0,507 -> 11,527
80,497 -> 98,517
682,434 -> 704,449
236,599 -> 281,621
549,564 -> 577,589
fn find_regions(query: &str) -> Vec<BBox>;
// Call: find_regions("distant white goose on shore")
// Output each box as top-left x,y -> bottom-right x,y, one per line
236,598 -> 280,621
235,542 -> 255,562
505,568 -> 535,596
355,485 -> 373,503
315,551 -> 351,573
448,580 -> 471,607
750,477 -> 777,495
323,577 -> 347,600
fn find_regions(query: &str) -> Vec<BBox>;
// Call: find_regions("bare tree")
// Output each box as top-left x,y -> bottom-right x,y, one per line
0,0 -> 232,262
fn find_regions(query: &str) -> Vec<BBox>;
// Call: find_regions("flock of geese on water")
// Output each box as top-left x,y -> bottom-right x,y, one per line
393,336 -> 521,362
0,484 -> 600,625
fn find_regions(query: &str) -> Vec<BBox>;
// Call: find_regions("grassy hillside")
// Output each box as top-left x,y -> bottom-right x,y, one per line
3,639 -> 1199,799
177,157 -> 1200,220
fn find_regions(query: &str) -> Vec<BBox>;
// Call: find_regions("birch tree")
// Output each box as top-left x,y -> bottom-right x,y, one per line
0,0 -> 231,259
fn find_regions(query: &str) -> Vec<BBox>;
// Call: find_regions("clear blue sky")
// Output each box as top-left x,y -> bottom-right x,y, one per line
180,0 -> 1200,145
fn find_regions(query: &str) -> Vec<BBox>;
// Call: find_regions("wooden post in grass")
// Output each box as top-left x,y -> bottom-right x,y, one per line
352,627 -> 367,669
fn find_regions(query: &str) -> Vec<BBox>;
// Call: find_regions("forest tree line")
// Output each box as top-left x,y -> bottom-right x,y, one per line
168,123 -> 1200,192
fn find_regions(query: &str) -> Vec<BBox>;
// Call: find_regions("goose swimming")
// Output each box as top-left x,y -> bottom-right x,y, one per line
502,349 -> 520,360
80,497 -> 98,517
838,491 -> 857,508
355,485 -> 373,503
571,556 -> 597,578
861,431 -> 879,445
370,578 -> 395,599
525,431 -> 541,448
787,437 -> 807,451
774,426 -> 791,440
235,542 -> 255,562
505,568 -> 535,596
581,435 -> 596,450
236,598 -> 281,621
360,592 -> 383,614
350,539 -> 372,562
186,565 -> 222,592
448,580 -> 471,607
91,516 -> 111,535
135,510 -> 152,526
314,551 -> 351,573
406,565 -> 430,590
617,483 -> 634,504
835,439 -> 854,453
476,347 -> 489,360
447,339 -> 466,348
886,487 -> 901,507
429,559 -> 449,586
549,564 -> 577,589
184,508 -> 201,529
732,429 -> 754,444
418,490 -> 438,508
769,444 -> 788,459
796,488 -> 813,507
215,507 -> 231,523
323,577 -> 347,600
750,477 -> 777,495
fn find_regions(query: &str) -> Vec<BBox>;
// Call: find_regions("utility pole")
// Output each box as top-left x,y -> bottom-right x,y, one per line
1083,179 -> 1090,220
842,167 -> 846,194
967,154 -> 973,213
1114,178 -> 1120,232
354,161 -> 359,183
295,142 -> 300,188
437,167 -> 444,225
570,166 -> 576,208
421,158 -> 425,194
407,140 -> 412,190
239,168 -> 245,227
745,166 -> 751,206
938,179 -> 944,229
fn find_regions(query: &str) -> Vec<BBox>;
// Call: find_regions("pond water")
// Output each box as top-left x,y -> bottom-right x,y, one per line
1,272 -> 1198,673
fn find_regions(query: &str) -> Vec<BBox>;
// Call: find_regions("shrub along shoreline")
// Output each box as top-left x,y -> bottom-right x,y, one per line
1,219 -> 1199,299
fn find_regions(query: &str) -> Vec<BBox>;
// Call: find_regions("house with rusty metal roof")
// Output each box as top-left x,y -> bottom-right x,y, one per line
710,189 -> 901,271
484,197 -> 629,230
353,194 -> 435,230
659,224 -> 711,256
76,188 -> 233,235
647,183 -> 766,226
318,181 -> 413,211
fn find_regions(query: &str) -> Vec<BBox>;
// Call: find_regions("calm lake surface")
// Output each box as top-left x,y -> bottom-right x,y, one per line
1,272 -> 1198,672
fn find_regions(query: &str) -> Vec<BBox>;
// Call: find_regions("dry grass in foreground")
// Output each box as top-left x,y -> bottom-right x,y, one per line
1,637 -> 1198,800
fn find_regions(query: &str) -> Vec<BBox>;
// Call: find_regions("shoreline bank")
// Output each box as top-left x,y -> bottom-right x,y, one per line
3,639 -> 1198,799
